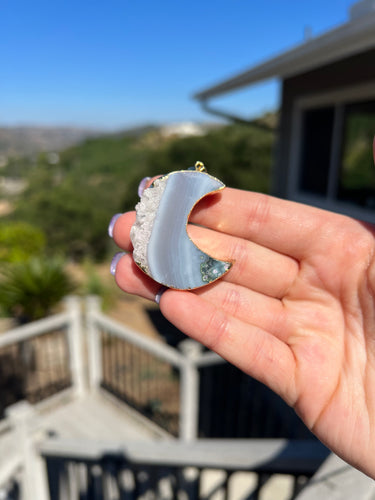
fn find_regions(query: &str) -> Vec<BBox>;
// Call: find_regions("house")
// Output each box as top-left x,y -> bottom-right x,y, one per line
195,0 -> 375,224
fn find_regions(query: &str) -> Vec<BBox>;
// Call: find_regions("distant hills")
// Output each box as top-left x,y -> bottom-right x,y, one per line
0,123 -> 220,158
0,126 -> 104,157
0,115 -> 277,159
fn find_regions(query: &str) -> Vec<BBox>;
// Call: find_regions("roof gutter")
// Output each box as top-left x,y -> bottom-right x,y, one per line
198,99 -> 276,131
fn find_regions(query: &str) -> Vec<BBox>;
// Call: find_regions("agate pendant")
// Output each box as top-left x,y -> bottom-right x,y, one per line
130,162 -> 232,290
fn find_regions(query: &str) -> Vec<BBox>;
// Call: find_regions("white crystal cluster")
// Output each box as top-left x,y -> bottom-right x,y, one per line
130,176 -> 167,274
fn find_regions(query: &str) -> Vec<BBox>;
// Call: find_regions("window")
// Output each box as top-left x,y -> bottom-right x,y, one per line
291,84 -> 375,222
299,107 -> 334,196
338,100 -> 375,209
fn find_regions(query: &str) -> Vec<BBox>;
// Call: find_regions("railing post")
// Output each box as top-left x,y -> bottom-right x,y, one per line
65,296 -> 86,397
86,295 -> 103,391
178,340 -> 203,441
6,401 -> 49,500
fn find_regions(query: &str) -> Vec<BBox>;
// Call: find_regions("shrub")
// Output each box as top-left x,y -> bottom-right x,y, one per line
0,222 -> 46,264
0,257 -> 76,322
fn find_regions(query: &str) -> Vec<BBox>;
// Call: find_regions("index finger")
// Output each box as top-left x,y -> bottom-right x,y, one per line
190,188 -> 344,260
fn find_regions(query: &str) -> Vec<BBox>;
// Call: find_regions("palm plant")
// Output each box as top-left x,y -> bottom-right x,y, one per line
0,257 -> 76,323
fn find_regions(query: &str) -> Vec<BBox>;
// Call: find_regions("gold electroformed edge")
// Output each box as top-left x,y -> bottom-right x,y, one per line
134,167 -> 234,290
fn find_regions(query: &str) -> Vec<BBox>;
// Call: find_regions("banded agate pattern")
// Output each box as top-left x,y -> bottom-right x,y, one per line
131,170 -> 232,290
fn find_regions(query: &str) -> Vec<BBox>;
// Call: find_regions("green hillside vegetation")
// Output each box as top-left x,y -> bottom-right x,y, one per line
340,112 -> 375,204
5,122 -> 275,261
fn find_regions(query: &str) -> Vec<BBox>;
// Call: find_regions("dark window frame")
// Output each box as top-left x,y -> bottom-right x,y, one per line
289,83 -> 375,223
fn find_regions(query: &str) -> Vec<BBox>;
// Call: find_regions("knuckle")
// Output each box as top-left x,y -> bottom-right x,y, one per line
220,286 -> 241,317
203,308 -> 231,352
230,239 -> 250,277
246,193 -> 272,234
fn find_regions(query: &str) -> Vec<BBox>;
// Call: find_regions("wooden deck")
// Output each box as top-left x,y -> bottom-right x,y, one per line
37,390 -> 169,442
0,390 -> 170,499
3,388 -> 372,499
1,390 -> 302,499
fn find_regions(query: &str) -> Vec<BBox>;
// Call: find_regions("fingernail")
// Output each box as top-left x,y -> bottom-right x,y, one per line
155,286 -> 168,304
108,213 -> 122,238
110,252 -> 126,276
138,177 -> 151,197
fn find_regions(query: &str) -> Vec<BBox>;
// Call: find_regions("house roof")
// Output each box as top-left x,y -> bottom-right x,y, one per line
194,7 -> 375,101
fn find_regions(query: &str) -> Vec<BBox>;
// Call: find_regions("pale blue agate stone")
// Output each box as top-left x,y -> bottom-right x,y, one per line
133,170 -> 232,290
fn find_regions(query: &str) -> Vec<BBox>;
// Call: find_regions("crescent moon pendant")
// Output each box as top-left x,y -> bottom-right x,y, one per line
130,169 -> 232,290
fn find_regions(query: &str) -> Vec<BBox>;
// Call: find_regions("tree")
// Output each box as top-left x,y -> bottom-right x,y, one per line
0,222 -> 45,264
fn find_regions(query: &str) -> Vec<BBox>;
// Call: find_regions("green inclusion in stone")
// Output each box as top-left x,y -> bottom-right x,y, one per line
200,256 -> 231,283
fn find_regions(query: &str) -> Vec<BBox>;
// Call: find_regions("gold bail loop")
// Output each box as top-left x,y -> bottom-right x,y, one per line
194,161 -> 206,172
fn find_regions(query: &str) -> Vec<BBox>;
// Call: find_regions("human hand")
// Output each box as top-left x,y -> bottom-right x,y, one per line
110,169 -> 375,478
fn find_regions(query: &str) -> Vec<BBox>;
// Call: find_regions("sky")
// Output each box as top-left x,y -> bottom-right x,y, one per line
0,0 -> 355,130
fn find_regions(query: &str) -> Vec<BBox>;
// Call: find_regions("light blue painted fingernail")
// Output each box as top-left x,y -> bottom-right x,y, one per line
108,213 -> 122,238
138,177 -> 151,197
155,286 -> 168,304
110,252 -> 126,276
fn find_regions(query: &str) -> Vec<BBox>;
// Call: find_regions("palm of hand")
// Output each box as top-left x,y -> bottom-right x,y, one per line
161,195 -> 375,476
278,217 -> 375,467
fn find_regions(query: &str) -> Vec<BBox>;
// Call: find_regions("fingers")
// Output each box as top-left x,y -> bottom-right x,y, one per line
187,224 -> 298,299
112,212 -> 299,299
112,212 -> 135,252
195,281 -> 288,339
112,249 -> 289,342
115,188 -> 337,262
190,188 -> 336,260
159,289 -> 296,403
114,252 -> 162,301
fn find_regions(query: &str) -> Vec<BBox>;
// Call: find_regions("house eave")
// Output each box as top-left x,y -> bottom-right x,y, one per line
194,12 -> 375,100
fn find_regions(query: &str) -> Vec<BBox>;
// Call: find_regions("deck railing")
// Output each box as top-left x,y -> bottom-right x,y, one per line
2,296 -> 374,499
197,361 -> 313,439
0,297 -> 84,422
0,295 -> 313,440
100,327 -> 182,436
40,438 -> 330,500
86,296 -> 313,441
0,459 -> 21,500
86,296 -> 201,440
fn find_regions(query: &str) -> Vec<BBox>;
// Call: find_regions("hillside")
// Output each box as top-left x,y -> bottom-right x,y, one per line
3,120 -> 275,261
0,122 -> 222,158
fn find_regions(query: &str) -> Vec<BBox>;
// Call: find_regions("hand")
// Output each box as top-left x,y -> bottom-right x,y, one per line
111,176 -> 375,479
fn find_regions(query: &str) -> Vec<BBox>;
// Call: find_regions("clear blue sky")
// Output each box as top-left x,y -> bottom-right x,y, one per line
0,0 -> 354,129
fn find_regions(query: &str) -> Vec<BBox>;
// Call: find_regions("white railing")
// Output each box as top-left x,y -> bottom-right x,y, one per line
0,457 -> 21,500
0,295 -> 310,442
1,295 -> 224,440
0,298 -> 85,500
0,296 -> 84,419
85,295 -> 225,441
40,437 -> 330,500
2,295 -> 373,499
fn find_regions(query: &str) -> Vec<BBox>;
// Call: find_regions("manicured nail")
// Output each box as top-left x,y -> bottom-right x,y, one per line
110,252 -> 126,276
138,177 -> 151,197
155,286 -> 168,304
108,213 -> 122,238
